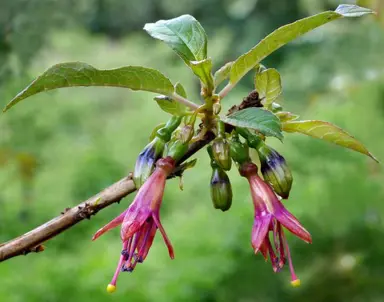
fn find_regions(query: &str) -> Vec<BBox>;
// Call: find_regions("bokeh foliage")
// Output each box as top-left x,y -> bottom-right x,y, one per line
0,0 -> 383,301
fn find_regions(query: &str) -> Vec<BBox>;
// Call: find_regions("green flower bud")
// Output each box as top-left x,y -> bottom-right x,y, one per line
230,135 -> 250,165
210,167 -> 233,211
212,138 -> 232,170
257,143 -> 293,199
133,137 -> 165,188
208,146 -> 232,211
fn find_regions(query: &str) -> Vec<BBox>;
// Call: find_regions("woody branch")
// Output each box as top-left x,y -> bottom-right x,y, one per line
0,131 -> 215,262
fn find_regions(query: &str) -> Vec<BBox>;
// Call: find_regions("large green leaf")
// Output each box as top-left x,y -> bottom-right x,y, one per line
154,82 -> 188,116
229,4 -> 374,85
3,62 -> 175,112
144,15 -> 207,65
190,59 -> 214,90
255,68 -> 282,107
222,108 -> 283,140
282,120 -> 378,162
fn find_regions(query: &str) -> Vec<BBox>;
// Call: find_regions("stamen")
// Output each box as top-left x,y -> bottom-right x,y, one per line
121,264 -> 134,272
125,230 -> 141,267
140,224 -> 158,262
272,220 -> 279,254
129,254 -> 141,271
276,222 -> 286,269
281,229 -> 300,287
264,236 -> 280,272
121,249 -> 129,261
136,221 -> 153,262
126,237 -> 133,257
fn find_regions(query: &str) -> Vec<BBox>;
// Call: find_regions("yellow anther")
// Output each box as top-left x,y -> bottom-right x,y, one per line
107,284 -> 116,293
291,279 -> 301,287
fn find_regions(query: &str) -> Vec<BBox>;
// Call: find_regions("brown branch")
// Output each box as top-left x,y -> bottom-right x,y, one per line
0,132 -> 214,262
0,176 -> 136,262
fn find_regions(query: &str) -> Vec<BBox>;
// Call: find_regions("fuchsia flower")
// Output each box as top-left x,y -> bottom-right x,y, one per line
92,157 -> 176,293
239,162 -> 312,286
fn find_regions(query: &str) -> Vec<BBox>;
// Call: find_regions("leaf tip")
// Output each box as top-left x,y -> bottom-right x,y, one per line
335,4 -> 375,17
276,133 -> 284,142
143,23 -> 151,31
368,152 -> 380,163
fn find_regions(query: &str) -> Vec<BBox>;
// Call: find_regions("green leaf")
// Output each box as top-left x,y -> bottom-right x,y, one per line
154,82 -> 188,116
229,5 -> 374,86
282,120 -> 378,162
190,59 -> 214,90
175,82 -> 187,98
222,108 -> 283,140
255,68 -> 282,107
144,15 -> 208,65
275,111 -> 300,122
214,62 -> 233,88
3,62 -> 175,112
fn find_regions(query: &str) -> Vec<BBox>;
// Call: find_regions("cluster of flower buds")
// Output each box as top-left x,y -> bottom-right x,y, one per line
94,109 -> 310,292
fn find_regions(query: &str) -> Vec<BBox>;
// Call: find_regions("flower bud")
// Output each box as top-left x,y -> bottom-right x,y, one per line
208,146 -> 232,211
133,137 -> 165,188
257,143 -> 293,199
230,135 -> 250,165
212,138 -> 232,171
213,103 -> 221,115
210,166 -> 233,211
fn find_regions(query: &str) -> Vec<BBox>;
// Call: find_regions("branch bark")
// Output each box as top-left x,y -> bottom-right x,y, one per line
0,131 -> 214,262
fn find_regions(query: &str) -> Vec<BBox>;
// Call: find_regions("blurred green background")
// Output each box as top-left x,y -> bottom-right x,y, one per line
1,0 -> 384,301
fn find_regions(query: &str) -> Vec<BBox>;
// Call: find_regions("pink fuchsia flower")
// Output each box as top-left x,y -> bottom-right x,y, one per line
239,162 -> 312,286
92,157 -> 176,293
